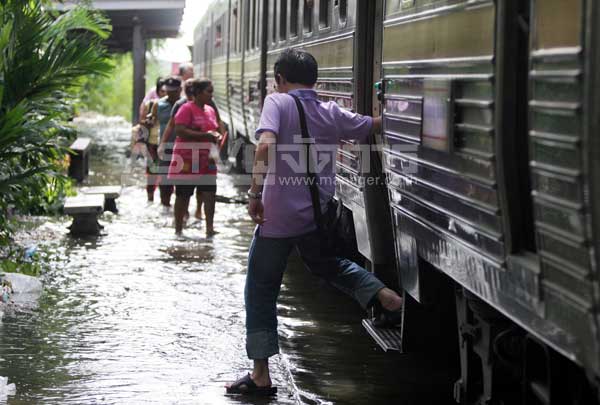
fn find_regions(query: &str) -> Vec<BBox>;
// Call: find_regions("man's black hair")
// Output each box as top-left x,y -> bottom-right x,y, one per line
155,77 -> 165,94
274,49 -> 318,86
190,78 -> 212,97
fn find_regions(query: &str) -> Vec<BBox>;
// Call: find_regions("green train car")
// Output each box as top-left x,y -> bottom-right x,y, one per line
194,0 -> 600,403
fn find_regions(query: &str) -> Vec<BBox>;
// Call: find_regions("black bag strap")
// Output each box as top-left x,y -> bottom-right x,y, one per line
290,94 -> 324,231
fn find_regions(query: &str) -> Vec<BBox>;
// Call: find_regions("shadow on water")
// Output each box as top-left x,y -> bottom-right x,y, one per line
279,255 -> 457,405
0,113 -> 456,404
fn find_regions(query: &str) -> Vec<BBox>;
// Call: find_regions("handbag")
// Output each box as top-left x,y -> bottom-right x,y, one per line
290,94 -> 345,255
132,124 -> 150,144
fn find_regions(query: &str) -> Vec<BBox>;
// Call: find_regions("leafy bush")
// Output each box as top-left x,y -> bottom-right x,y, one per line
78,52 -> 133,121
77,42 -> 168,122
0,0 -> 112,245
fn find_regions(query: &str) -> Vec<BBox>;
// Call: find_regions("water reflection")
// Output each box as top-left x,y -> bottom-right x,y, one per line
1,114 -> 455,404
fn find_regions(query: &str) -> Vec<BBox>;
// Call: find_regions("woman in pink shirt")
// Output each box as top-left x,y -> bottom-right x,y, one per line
170,79 -> 222,236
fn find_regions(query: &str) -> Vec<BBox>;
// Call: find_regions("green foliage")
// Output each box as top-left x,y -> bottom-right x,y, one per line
0,242 -> 46,277
78,40 -> 169,122
0,0 -> 112,246
0,258 -> 41,277
78,53 -> 133,121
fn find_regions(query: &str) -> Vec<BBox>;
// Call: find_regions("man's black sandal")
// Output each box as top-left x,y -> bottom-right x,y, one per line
225,374 -> 278,396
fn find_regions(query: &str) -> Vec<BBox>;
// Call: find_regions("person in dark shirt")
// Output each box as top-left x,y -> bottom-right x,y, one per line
155,77 -> 183,207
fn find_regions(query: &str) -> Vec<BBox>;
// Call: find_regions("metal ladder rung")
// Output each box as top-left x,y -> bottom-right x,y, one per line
362,319 -> 402,352
530,381 -> 550,405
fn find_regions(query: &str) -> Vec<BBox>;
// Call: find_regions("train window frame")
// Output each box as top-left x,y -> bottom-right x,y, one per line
279,0 -> 288,42
319,0 -> 331,30
304,0 -> 313,35
290,0 -> 299,38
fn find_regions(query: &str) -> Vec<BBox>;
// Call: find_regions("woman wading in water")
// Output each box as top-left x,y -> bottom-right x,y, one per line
169,78 -> 222,236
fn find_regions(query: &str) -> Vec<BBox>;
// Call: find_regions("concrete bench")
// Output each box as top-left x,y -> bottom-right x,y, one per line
80,186 -> 122,213
68,138 -> 92,183
63,195 -> 104,235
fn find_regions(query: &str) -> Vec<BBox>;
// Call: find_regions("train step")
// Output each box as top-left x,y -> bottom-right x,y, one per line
362,319 -> 403,352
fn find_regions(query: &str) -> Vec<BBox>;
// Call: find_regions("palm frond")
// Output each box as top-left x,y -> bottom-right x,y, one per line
0,0 -> 114,244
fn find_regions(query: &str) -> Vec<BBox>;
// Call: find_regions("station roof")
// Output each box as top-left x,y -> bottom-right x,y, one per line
53,0 -> 186,52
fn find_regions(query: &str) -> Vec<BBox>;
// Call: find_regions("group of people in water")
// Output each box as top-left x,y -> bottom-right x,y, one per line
134,63 -> 223,237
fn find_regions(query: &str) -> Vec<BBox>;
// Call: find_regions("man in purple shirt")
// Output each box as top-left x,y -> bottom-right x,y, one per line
226,49 -> 403,395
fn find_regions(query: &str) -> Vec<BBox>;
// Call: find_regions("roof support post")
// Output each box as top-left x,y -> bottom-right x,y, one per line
132,19 -> 146,125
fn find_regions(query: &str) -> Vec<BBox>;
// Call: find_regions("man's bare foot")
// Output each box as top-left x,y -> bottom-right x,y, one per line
377,287 -> 403,312
206,229 -> 219,237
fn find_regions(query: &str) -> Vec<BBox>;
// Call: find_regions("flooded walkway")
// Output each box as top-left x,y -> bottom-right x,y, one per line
1,114 -> 454,404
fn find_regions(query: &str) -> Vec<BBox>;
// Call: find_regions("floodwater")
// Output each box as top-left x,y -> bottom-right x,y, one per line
1,114 -> 456,404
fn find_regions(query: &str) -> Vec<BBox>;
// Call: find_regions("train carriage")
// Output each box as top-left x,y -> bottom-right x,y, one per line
194,0 -> 600,403
379,0 -> 600,402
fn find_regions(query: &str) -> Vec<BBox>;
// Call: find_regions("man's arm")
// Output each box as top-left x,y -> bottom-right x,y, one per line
157,118 -> 175,159
372,116 -> 382,134
248,131 -> 276,224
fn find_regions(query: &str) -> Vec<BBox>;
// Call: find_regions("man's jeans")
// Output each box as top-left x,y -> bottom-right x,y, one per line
245,228 -> 385,360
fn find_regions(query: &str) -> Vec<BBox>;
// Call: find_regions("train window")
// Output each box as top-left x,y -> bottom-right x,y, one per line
513,0 -> 536,253
338,0 -> 347,24
291,0 -> 299,37
249,0 -> 256,50
304,0 -> 313,33
255,0 -> 261,49
272,0 -> 278,44
319,0 -> 330,28
215,24 -> 222,48
279,0 -> 287,40
232,5 -> 238,53
203,38 -> 208,67
245,2 -> 250,50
